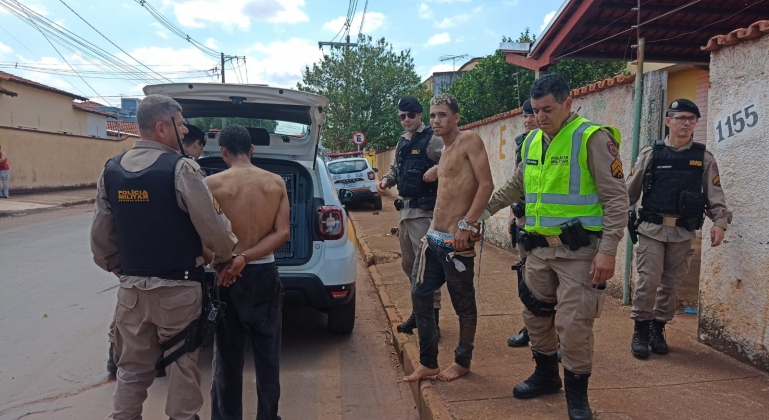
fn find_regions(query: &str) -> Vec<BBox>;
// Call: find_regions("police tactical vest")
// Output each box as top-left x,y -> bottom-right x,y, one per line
396,127 -> 438,198
104,152 -> 202,277
641,141 -> 706,217
521,118 -> 622,236
514,132 -> 528,165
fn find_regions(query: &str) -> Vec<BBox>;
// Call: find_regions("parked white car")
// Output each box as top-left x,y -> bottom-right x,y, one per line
327,156 -> 382,210
143,83 -> 359,334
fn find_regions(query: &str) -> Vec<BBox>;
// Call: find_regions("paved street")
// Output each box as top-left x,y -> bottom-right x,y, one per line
0,207 -> 418,420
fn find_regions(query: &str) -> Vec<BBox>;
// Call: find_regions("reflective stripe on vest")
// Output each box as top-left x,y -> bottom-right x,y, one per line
521,117 -> 621,236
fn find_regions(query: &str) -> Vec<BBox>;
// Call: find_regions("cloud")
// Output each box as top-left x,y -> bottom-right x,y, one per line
436,13 -> 470,29
151,22 -> 169,39
322,11 -> 386,36
168,0 -> 308,31
418,3 -> 430,19
0,41 -> 11,54
503,0 -> 519,5
428,63 -> 454,75
245,38 -> 323,87
205,38 -> 219,50
540,10 -> 556,32
426,32 -> 451,47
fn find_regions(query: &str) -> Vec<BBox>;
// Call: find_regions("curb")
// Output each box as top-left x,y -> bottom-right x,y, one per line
0,198 -> 95,218
349,213 -> 453,420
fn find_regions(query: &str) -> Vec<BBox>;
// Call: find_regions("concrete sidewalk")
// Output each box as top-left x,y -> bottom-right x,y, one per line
0,188 -> 96,217
348,196 -> 769,420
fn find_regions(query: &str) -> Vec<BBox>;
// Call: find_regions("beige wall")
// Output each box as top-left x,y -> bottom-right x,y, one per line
0,81 -> 90,136
699,35 -> 769,371
375,147 -> 397,197
0,127 -> 136,191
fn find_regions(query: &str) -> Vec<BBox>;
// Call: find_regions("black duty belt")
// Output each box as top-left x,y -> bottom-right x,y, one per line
526,231 -> 601,251
639,212 -> 702,231
121,266 -> 205,282
394,198 -> 419,211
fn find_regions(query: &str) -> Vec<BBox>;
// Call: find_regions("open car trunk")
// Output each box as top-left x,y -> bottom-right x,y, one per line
197,156 -> 316,266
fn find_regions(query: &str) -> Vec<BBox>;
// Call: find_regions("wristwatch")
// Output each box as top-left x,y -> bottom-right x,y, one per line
457,219 -> 479,233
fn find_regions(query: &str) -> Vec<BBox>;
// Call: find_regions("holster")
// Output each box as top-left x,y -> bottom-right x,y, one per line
627,210 -> 639,244
155,273 -> 226,373
512,201 -> 525,218
512,258 -> 555,318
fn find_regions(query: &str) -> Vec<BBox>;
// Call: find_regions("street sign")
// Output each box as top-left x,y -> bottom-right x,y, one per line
352,132 -> 366,146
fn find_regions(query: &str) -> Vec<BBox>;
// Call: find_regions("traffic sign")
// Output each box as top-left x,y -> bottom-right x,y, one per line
352,132 -> 366,146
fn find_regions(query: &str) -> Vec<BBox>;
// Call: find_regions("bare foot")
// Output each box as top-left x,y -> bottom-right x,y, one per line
437,363 -> 470,382
403,364 -> 440,382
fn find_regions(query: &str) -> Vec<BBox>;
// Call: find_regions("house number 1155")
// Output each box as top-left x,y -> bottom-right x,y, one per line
716,104 -> 758,142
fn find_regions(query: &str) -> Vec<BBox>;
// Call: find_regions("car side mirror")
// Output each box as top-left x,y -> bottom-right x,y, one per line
373,168 -> 379,173
338,189 -> 354,202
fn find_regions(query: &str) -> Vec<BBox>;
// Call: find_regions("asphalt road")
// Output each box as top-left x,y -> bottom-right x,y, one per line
0,207 -> 418,420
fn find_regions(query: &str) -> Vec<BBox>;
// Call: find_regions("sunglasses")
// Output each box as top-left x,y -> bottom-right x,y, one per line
399,112 -> 417,121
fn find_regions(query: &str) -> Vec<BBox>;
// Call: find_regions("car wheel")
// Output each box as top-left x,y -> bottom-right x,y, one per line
327,291 -> 356,334
372,196 -> 383,210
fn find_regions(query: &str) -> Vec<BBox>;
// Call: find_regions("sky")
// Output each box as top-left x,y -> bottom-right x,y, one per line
0,0 -> 565,106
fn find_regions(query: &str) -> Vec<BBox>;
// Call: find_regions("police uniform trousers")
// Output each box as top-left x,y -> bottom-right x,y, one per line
113,284 -> 203,420
523,236 -> 605,374
631,234 -> 694,322
398,216 -> 441,308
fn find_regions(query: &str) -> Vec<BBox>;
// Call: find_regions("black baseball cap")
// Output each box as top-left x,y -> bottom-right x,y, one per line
522,99 -> 533,115
397,95 -> 423,113
668,99 -> 701,118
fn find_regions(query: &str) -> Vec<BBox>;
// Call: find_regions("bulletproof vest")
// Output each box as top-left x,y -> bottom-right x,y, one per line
641,141 -> 706,217
395,127 -> 438,198
514,131 -> 529,165
103,152 -> 202,277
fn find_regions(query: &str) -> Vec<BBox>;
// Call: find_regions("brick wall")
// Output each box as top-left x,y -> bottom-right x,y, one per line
694,70 -> 710,143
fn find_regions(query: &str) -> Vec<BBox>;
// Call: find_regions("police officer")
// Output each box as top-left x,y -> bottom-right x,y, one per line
507,99 -> 536,348
91,94 -> 236,420
481,74 -> 629,420
181,123 -> 207,160
627,99 -> 732,359
378,95 -> 444,337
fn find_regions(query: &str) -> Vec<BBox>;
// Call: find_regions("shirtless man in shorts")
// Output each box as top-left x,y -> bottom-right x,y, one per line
205,124 -> 289,420
403,94 -> 495,383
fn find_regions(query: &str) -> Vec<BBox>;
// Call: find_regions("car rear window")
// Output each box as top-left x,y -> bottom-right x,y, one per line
328,160 -> 369,174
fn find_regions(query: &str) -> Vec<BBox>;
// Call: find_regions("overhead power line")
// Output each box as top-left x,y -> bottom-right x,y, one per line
133,0 -> 219,58
58,0 -> 172,82
358,0 -> 369,34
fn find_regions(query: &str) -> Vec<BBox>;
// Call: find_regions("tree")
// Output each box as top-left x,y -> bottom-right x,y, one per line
443,28 -> 627,125
297,35 -> 427,152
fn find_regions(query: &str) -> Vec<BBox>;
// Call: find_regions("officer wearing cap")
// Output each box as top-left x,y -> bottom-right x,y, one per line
627,98 -> 732,359
507,99 -> 537,348
182,123 -> 207,160
91,94 -> 237,420
378,95 -> 445,337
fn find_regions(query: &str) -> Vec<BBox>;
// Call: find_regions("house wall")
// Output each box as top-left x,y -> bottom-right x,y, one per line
86,112 -> 108,138
699,34 -> 769,372
0,127 -> 136,191
0,82 -> 88,135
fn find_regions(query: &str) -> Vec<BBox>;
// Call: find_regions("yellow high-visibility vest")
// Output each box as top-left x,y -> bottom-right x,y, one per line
520,117 -> 621,236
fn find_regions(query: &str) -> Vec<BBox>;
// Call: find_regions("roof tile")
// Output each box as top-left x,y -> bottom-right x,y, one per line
73,103 -> 115,118
0,70 -> 88,100
702,20 -> 769,52
106,121 -> 140,136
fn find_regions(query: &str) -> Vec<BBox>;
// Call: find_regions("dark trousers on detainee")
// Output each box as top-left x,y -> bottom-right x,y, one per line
212,263 -> 283,420
411,237 -> 477,369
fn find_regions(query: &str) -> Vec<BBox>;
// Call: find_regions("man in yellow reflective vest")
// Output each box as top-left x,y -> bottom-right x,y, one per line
479,74 -> 629,420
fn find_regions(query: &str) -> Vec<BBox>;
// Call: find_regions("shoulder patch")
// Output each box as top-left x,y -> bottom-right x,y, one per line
212,196 -> 222,214
713,175 -> 721,187
606,140 -> 619,158
611,159 -> 624,179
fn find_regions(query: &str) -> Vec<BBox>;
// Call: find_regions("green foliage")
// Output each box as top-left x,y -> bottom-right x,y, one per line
297,35 -> 426,151
188,117 -> 278,133
442,28 -> 627,125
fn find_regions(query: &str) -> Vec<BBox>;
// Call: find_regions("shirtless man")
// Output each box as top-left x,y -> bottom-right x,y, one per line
205,124 -> 289,420
403,94 -> 495,383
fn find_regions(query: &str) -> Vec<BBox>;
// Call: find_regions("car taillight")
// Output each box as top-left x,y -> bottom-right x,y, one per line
367,170 -> 376,180
318,206 -> 345,240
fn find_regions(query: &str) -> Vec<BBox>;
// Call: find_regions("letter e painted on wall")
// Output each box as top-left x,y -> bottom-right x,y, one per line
499,125 -> 507,160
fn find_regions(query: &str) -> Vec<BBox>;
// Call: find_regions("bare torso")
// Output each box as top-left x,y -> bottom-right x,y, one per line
206,166 -> 287,254
432,131 -> 479,234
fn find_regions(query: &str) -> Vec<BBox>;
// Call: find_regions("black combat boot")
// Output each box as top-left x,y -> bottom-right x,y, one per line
107,343 -> 117,375
513,351 -> 562,399
564,368 -> 592,420
397,313 -> 417,334
507,327 -> 530,347
649,320 -> 669,355
631,320 -> 650,359
435,309 -> 441,340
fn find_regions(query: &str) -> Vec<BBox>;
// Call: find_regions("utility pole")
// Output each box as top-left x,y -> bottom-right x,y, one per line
221,52 -> 225,83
